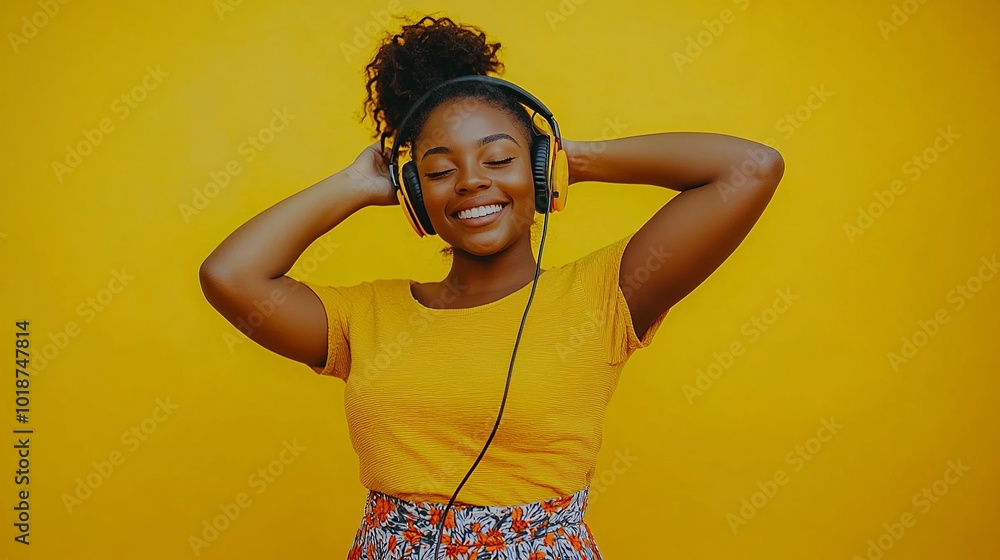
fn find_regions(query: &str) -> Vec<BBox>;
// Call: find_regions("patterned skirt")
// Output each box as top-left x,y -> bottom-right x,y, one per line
346,486 -> 603,559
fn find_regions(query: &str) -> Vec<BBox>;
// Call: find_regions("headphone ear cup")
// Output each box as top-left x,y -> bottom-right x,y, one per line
530,134 -> 551,214
401,160 -> 435,236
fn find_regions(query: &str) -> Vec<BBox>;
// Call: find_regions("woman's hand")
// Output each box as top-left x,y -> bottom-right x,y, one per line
347,141 -> 398,207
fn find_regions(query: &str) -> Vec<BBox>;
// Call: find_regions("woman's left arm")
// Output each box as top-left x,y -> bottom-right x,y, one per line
562,133 -> 785,339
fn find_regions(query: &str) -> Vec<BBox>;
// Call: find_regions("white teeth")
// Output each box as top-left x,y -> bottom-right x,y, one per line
457,204 -> 504,220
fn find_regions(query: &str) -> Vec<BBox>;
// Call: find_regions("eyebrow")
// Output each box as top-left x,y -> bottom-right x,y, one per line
420,133 -> 519,163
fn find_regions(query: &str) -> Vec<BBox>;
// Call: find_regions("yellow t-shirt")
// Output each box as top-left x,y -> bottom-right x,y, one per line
301,232 -> 668,506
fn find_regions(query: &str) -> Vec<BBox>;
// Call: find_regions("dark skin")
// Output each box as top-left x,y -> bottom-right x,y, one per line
198,96 -> 784,370
407,99 -> 785,338
408,102 -> 545,309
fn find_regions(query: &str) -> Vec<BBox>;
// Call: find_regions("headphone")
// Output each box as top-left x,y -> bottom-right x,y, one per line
383,75 -> 569,237
380,75 -> 568,559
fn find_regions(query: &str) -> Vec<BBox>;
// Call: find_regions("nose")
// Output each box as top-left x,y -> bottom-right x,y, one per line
454,163 -> 491,193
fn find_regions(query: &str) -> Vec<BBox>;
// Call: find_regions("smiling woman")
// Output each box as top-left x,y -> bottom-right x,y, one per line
198,12 -> 783,560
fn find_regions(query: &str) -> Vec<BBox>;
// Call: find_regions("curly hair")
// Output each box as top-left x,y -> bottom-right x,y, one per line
360,14 -> 541,258
361,15 -> 533,147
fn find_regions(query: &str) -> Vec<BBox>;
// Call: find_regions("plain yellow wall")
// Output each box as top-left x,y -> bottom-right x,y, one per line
2,0 -> 997,558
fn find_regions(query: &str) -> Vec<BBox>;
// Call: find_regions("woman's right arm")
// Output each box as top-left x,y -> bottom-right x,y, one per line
198,141 -> 397,370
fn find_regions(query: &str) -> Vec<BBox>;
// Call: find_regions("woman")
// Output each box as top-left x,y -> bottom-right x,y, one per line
199,15 -> 784,560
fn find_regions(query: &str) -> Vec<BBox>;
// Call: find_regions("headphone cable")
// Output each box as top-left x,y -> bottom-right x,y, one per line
429,177 -> 552,560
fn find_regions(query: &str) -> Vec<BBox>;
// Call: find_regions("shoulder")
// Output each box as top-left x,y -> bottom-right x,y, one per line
566,233 -> 635,276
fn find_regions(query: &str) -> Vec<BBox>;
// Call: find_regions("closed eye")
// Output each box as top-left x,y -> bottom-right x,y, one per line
425,157 -> 516,179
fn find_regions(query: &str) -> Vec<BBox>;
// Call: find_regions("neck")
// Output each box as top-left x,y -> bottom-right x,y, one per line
443,236 -> 541,299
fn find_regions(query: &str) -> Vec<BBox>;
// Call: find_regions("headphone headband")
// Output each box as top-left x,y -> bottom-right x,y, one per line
385,75 -> 562,187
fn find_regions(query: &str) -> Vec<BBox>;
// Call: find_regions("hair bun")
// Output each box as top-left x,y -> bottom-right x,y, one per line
362,15 -> 504,140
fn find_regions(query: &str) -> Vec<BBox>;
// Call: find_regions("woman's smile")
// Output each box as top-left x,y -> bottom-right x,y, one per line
451,202 -> 509,227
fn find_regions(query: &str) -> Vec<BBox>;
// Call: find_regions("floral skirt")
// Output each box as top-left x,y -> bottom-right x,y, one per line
346,486 -> 603,559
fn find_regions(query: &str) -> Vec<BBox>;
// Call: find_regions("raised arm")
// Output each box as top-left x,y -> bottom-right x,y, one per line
198,142 -> 397,369
564,133 -> 785,339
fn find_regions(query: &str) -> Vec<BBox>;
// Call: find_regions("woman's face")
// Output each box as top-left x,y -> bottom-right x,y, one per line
412,98 -> 535,257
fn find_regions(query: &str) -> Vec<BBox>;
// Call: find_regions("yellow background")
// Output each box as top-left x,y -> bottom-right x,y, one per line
2,0 -> 998,558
